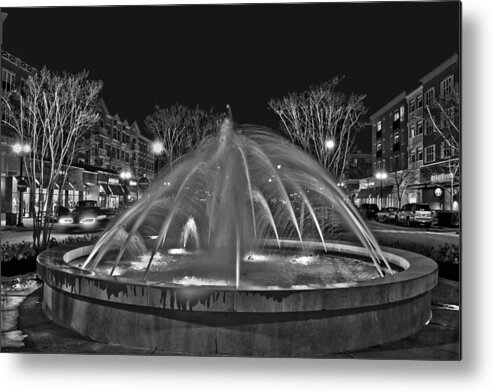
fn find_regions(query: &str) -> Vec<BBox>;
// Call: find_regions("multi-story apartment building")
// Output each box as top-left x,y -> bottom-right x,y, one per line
74,100 -> 155,209
1,49 -> 37,220
413,54 -> 459,210
1,50 -> 156,220
364,92 -> 408,208
360,54 -> 460,211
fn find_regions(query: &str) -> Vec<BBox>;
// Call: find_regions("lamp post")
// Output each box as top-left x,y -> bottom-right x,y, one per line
120,170 -> 131,205
151,141 -> 164,178
13,142 -> 31,226
375,171 -> 387,209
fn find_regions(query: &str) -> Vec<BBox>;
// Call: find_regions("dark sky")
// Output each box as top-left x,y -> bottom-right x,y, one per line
3,2 -> 460,151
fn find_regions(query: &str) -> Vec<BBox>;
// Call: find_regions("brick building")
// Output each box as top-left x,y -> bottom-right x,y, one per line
361,54 -> 460,211
0,49 -> 37,220
1,50 -> 156,220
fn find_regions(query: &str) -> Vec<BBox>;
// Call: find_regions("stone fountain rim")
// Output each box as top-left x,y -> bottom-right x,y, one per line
37,240 -> 437,293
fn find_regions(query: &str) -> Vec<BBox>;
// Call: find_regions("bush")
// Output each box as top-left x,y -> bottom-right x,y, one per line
1,235 -> 97,276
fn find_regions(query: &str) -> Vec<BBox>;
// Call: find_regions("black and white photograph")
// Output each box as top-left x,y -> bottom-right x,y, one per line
1,0 -> 489,389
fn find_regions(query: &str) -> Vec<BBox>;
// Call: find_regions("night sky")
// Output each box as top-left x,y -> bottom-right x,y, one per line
2,2 -> 460,151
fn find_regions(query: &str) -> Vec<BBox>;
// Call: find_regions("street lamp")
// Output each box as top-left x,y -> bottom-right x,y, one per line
375,171 -> 388,209
325,139 -> 335,150
120,170 -> 132,205
151,140 -> 164,177
13,142 -> 31,226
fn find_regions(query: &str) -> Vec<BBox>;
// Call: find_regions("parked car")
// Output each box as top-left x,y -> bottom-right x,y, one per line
358,203 -> 379,220
376,207 -> 399,223
397,203 -> 433,227
72,200 -> 109,230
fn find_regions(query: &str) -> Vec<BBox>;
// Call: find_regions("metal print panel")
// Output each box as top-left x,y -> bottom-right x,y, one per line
1,1 -> 460,359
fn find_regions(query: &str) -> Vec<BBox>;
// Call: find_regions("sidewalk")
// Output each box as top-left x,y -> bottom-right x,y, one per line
1,274 -> 460,358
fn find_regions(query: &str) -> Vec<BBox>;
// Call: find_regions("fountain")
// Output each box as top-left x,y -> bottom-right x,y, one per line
37,118 -> 438,356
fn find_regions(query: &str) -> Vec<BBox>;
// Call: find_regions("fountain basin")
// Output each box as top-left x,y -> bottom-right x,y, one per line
37,241 -> 437,357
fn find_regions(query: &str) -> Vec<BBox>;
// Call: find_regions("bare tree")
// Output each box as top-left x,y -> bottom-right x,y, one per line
425,85 -> 460,210
391,169 -> 418,209
2,68 -> 102,249
145,104 -> 222,166
268,77 -> 367,179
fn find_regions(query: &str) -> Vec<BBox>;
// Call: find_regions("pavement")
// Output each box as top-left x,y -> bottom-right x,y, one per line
1,273 -> 460,359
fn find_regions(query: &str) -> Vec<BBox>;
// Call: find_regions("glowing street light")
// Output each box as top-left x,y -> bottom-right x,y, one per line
151,140 -> 164,177
12,141 -> 31,226
120,170 -> 132,205
375,171 -> 388,209
325,139 -> 335,150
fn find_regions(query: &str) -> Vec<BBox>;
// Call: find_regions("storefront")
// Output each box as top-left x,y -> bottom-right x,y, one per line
97,171 -> 126,210
409,168 -> 460,211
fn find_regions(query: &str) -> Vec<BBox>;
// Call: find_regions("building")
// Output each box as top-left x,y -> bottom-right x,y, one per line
74,100 -> 155,209
1,49 -> 37,220
409,54 -> 460,210
362,92 -> 409,208
359,54 -> 460,211
1,50 -> 156,221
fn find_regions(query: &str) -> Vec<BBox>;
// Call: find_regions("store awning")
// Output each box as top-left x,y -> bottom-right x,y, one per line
380,185 -> 394,198
368,188 -> 380,198
99,184 -> 111,194
357,188 -> 370,198
109,185 -> 125,196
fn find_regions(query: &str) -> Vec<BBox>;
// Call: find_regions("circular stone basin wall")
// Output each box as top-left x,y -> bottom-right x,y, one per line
37,241 -> 438,357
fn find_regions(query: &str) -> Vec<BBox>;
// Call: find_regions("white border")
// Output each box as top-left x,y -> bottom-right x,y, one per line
2,0 -> 492,392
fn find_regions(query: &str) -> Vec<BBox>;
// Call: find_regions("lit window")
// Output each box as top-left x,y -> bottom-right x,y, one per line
394,110 -> 400,121
425,145 -> 436,163
394,133 -> 400,144
410,124 -> 416,138
377,142 -> 382,152
400,106 -> 405,121
377,121 -> 382,131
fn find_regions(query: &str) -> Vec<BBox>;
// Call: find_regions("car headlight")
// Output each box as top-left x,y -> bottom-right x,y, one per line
59,218 -> 73,224
80,217 -> 96,225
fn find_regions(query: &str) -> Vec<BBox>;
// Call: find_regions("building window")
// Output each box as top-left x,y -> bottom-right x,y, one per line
417,147 -> 423,162
425,145 -> 436,163
425,87 -> 435,107
400,105 -> 405,121
410,150 -> 416,163
417,120 -> 423,135
394,110 -> 400,121
417,94 -> 423,109
440,75 -> 454,98
409,98 -> 415,113
377,121 -> 382,131
424,119 -> 434,135
394,133 -> 400,144
1,69 -> 15,92
442,142 -> 453,158
410,124 -> 416,138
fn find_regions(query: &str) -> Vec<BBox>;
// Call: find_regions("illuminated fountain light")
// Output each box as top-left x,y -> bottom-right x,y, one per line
171,276 -> 232,286
288,255 -> 320,265
167,248 -> 192,255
